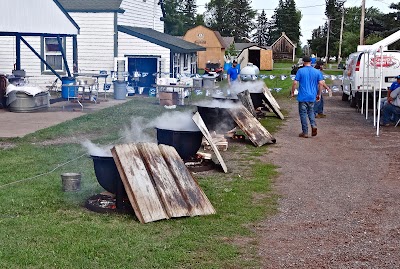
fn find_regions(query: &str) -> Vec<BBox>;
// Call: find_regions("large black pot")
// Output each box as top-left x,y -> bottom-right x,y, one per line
156,128 -> 203,160
90,155 -> 122,194
196,106 -> 236,133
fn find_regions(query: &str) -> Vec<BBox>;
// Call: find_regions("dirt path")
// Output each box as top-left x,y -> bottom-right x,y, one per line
258,95 -> 400,268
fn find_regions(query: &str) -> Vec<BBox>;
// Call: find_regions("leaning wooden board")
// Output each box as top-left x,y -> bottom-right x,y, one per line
192,112 -> 228,173
112,143 -> 215,223
228,106 -> 276,147
137,143 -> 190,218
112,143 -> 168,223
159,144 -> 216,216
263,87 -> 284,120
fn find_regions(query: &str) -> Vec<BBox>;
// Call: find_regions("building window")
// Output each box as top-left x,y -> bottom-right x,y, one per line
42,37 -> 65,73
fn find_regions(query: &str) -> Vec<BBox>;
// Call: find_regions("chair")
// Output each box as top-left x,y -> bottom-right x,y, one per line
46,78 -> 60,97
103,83 -> 111,99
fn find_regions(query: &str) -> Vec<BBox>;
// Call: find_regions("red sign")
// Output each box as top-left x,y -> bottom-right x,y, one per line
369,56 -> 400,68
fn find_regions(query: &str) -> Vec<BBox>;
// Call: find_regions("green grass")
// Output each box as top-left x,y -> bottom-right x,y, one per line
0,97 -> 282,268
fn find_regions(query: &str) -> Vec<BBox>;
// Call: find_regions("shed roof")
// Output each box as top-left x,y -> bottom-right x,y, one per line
271,32 -> 297,48
235,43 -> 257,51
0,0 -> 79,36
118,25 -> 206,53
213,31 -> 226,49
222,37 -> 235,48
58,0 -> 124,13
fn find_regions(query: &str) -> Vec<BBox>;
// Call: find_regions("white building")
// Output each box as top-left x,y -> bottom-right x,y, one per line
0,0 -> 204,92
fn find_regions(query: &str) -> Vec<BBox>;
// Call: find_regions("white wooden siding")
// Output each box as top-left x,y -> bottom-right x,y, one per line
71,13 -> 115,74
0,36 -> 73,87
118,32 -> 170,76
119,0 -> 164,32
0,0 -> 78,35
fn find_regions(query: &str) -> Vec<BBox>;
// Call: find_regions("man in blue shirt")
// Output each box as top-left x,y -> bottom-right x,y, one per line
291,56 -> 329,138
227,60 -> 241,86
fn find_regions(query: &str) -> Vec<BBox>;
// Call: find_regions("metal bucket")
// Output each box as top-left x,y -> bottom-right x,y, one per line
61,172 -> 81,192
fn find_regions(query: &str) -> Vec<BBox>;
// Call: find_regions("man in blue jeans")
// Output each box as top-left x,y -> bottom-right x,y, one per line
291,56 -> 328,138
381,86 -> 400,126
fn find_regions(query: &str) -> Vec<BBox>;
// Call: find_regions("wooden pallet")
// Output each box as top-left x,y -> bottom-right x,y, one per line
228,105 -> 276,147
111,143 -> 215,223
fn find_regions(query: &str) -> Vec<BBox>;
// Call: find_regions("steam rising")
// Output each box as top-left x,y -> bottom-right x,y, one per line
81,140 -> 113,157
151,111 -> 199,131
229,80 -> 266,94
122,117 -> 154,143
194,99 -> 242,109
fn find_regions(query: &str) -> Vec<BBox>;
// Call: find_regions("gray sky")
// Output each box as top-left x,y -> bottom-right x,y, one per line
196,0 -> 393,45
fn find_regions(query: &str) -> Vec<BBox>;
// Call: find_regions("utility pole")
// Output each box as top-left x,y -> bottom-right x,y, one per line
360,0 -> 366,45
338,1 -> 346,64
325,18 -> 331,63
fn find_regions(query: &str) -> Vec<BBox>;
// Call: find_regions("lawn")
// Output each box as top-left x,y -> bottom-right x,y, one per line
0,96 -> 282,268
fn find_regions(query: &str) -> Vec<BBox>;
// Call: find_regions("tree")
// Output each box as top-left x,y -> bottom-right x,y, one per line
270,0 -> 301,45
164,0 -> 197,35
164,0 -> 185,35
180,0 -> 197,33
204,0 -> 232,36
252,10 -> 270,46
205,0 -> 256,41
228,0 -> 257,41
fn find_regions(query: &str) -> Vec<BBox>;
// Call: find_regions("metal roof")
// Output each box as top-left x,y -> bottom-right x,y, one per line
58,0 -> 124,13
118,26 -> 206,53
0,0 -> 79,36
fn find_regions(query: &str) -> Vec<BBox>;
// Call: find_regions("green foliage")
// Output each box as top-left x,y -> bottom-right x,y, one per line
164,0 -> 198,35
270,0 -> 301,45
252,10 -> 271,46
205,0 -> 256,41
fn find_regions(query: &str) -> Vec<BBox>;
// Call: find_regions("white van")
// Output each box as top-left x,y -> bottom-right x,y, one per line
341,50 -> 400,107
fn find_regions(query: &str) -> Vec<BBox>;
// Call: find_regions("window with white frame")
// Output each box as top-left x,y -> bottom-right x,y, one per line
190,53 -> 197,75
43,37 -> 64,71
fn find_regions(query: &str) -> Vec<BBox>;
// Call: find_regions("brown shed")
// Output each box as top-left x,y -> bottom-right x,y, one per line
271,32 -> 297,62
183,25 -> 226,69
236,44 -> 273,71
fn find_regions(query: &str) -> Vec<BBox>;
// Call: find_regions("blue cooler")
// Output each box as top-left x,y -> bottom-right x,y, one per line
61,77 -> 76,99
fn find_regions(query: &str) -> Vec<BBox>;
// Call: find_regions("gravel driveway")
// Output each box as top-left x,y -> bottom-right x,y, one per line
258,95 -> 400,268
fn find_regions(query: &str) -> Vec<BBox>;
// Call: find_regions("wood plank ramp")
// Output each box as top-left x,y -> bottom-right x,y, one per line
237,90 -> 256,117
262,87 -> 284,120
112,143 -> 215,223
192,112 -> 228,173
228,105 -> 276,147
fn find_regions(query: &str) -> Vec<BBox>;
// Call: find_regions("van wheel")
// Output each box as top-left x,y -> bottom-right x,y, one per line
350,94 -> 357,107
342,92 -> 349,101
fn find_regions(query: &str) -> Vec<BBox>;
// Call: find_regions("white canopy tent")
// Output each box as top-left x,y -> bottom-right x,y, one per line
357,29 -> 400,136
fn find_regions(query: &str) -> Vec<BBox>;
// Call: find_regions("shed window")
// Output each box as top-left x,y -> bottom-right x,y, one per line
43,37 -> 64,71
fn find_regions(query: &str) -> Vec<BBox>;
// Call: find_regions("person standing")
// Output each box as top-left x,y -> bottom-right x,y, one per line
227,60 -> 241,86
314,62 -> 330,118
291,56 -> 329,138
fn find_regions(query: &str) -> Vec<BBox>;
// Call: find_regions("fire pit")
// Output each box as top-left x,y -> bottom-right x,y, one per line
156,128 -> 203,160
90,155 -> 130,211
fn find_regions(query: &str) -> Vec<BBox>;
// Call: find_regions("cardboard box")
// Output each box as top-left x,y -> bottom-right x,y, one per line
159,92 -> 178,106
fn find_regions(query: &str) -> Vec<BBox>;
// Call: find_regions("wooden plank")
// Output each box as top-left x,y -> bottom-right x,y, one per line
237,90 -> 256,117
192,112 -> 228,173
159,144 -> 216,216
137,143 -> 190,218
112,144 -> 168,223
262,87 -> 284,120
228,106 -> 276,147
